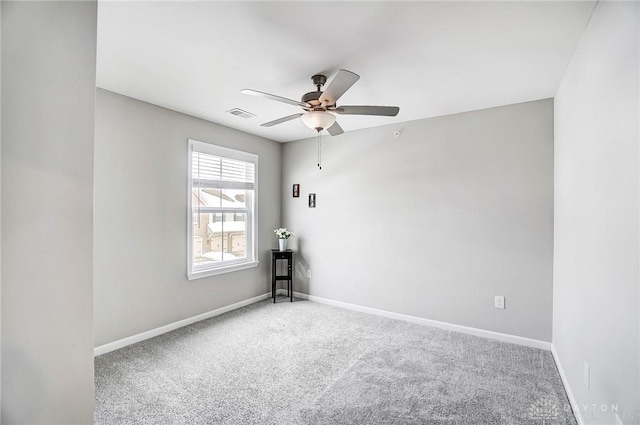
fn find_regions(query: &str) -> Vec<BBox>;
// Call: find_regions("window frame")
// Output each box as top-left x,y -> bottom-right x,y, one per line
187,139 -> 259,280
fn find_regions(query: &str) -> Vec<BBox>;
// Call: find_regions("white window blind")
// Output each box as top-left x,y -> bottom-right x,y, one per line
192,152 -> 255,190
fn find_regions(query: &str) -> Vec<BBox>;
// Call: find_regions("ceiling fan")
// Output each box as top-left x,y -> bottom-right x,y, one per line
241,69 -> 399,136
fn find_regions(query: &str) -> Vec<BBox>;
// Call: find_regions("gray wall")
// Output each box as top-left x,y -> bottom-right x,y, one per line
94,89 -> 282,346
0,1 -> 3,415
1,2 -> 97,423
553,1 -> 639,424
282,99 -> 554,341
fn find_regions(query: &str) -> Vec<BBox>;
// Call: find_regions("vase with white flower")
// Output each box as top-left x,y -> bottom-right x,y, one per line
274,228 -> 293,251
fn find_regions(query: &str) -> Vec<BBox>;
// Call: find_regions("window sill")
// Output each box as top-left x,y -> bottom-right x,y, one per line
187,260 -> 259,280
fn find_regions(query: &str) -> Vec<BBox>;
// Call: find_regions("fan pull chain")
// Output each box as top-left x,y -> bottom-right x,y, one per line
317,131 -> 322,170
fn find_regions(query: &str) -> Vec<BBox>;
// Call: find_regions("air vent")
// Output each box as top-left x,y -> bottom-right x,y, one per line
226,108 -> 256,119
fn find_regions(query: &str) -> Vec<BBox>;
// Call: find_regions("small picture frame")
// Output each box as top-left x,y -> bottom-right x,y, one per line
309,193 -> 316,208
292,184 -> 300,198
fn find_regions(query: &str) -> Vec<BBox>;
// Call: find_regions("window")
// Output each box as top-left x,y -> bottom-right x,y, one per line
187,139 -> 258,279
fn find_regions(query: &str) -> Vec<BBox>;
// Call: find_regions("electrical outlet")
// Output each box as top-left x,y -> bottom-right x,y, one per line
306,269 -> 311,278
494,296 -> 505,309
584,361 -> 590,388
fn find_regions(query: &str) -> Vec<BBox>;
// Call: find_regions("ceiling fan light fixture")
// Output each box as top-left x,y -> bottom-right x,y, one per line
301,111 -> 336,132
241,69 -> 399,137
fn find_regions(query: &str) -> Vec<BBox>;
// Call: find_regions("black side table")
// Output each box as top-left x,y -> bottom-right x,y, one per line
271,249 -> 293,303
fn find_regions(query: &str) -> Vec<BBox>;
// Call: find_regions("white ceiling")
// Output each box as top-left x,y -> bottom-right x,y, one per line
96,1 -> 596,143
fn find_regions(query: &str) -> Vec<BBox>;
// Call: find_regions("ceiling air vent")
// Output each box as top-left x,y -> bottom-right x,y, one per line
226,108 -> 256,119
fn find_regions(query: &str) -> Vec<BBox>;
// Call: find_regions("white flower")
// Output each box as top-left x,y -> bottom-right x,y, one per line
274,228 -> 293,239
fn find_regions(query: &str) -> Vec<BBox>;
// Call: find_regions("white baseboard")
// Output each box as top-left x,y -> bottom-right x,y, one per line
551,344 -> 585,425
292,291 -> 551,351
94,292 -> 271,356
95,289 -> 551,356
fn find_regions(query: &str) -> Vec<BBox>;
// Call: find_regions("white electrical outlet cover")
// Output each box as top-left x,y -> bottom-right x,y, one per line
584,361 -> 590,388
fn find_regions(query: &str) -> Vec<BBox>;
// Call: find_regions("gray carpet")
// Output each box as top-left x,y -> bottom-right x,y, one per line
95,298 -> 577,424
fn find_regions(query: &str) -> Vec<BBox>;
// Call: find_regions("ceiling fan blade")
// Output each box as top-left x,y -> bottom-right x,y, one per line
241,89 -> 310,109
326,121 -> 344,136
334,105 -> 400,116
318,69 -> 360,106
260,113 -> 303,128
